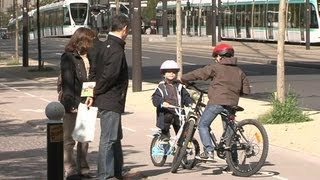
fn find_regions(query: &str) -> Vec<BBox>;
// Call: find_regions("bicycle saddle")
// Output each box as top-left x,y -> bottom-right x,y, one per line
223,105 -> 244,112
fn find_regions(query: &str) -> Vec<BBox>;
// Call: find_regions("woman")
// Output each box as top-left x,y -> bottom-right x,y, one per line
60,27 -> 95,180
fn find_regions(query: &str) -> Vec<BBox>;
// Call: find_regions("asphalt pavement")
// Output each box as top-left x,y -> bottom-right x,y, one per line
1,35 -> 320,179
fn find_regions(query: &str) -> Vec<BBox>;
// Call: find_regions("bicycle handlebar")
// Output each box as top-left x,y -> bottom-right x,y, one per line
185,81 -> 208,95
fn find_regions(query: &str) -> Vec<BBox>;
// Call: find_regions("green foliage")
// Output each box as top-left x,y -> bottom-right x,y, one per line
258,91 -> 312,124
142,0 -> 158,22
40,0 -> 57,6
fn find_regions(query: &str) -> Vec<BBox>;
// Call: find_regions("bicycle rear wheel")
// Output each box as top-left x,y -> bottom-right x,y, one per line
225,119 -> 269,177
150,135 -> 168,167
171,118 -> 196,173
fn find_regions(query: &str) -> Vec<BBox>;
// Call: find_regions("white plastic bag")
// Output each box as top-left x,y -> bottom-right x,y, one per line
72,103 -> 98,142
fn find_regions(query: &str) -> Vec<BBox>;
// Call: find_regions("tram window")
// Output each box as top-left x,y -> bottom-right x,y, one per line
310,4 -> 319,28
64,8 -> 71,25
57,9 -> 64,26
70,3 -> 88,25
253,4 -> 264,27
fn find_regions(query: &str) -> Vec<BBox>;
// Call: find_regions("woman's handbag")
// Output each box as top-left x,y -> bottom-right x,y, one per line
72,103 -> 98,142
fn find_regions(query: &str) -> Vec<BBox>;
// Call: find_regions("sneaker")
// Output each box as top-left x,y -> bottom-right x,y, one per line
196,151 -> 214,161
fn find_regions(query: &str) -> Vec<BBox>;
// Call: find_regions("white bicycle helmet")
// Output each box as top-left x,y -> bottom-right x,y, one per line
160,60 -> 180,74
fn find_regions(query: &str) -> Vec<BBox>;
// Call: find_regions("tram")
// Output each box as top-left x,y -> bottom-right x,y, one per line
8,0 -> 90,38
156,0 -> 320,43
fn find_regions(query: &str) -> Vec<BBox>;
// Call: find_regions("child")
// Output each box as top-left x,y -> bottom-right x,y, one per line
181,43 -> 251,160
152,60 -> 194,140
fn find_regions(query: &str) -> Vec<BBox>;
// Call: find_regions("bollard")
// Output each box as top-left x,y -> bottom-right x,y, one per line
45,101 -> 65,180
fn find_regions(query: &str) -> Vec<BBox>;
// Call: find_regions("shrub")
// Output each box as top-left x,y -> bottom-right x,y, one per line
258,91 -> 312,124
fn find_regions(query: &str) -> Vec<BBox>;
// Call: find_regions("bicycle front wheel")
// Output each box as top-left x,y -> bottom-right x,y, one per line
171,118 -> 196,173
225,119 -> 269,177
150,135 -> 168,167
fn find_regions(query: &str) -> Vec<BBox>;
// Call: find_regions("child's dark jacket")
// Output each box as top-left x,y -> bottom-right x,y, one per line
152,81 -> 193,130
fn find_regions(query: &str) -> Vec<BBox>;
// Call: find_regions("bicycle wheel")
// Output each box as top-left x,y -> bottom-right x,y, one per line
150,135 -> 168,167
181,138 -> 200,170
171,118 -> 196,173
225,119 -> 269,177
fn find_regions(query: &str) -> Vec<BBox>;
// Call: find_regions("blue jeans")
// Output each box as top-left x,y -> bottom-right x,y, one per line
98,110 -> 123,179
198,104 -> 225,152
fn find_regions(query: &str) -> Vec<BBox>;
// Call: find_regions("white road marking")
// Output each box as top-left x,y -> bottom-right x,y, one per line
184,62 -> 196,65
122,126 -> 136,132
142,56 -> 150,59
24,92 -> 36,97
0,83 -> 20,92
20,109 -> 44,113
146,135 -> 153,138
273,175 -> 288,180
39,98 -> 51,102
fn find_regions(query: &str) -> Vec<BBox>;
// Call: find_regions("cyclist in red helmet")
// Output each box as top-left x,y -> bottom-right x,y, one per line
181,43 -> 251,161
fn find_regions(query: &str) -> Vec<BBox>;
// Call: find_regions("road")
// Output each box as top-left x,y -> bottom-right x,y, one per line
1,37 -> 320,179
0,70 -> 319,180
2,36 -> 319,110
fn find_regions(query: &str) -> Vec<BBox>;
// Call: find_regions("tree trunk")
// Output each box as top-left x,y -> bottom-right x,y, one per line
277,0 -> 286,102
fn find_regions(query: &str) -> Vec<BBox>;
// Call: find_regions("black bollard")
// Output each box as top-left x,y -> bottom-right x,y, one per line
45,101 -> 65,180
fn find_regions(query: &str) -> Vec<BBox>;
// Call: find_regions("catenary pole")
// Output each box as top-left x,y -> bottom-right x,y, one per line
22,0 -> 29,67
132,0 -> 142,92
212,0 -> 216,46
176,0 -> 183,78
37,0 -> 42,70
162,0 -> 168,37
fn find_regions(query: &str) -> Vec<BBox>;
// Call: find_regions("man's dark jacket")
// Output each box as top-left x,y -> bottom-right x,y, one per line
90,35 -> 128,113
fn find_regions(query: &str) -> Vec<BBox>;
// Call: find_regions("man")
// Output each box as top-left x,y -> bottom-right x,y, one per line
86,14 -> 130,180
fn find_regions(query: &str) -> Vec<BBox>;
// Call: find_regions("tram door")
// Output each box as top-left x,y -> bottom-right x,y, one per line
266,4 -> 279,40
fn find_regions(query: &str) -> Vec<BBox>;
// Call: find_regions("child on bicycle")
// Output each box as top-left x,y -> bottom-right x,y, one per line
181,43 -> 251,161
152,60 -> 194,141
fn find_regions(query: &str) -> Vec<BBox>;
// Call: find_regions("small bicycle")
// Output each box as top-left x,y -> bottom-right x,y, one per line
170,82 -> 269,177
150,106 -> 200,169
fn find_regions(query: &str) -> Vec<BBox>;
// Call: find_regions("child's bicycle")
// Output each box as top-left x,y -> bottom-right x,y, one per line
170,82 -> 269,177
150,105 -> 200,169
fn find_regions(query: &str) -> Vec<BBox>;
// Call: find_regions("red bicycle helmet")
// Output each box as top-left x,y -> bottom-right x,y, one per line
212,43 -> 234,57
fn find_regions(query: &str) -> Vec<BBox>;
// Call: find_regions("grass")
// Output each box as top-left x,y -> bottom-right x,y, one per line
258,91 -> 312,124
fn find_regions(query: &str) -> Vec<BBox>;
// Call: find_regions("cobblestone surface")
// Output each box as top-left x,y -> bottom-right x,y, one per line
0,110 -> 47,179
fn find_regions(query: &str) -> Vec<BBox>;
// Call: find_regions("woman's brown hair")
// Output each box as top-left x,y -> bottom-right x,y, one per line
64,27 -> 95,55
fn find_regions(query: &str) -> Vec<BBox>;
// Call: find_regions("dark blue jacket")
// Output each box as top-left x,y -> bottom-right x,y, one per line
152,81 -> 194,129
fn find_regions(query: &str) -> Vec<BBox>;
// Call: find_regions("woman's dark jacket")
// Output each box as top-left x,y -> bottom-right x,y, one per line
60,51 -> 88,113
90,34 -> 128,114
152,81 -> 194,130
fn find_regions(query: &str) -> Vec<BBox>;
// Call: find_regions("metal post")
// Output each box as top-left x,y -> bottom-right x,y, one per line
132,0 -> 142,92
176,0 -> 183,77
306,0 -> 310,50
212,0 -> 216,46
14,0 -> 19,62
45,102 -> 65,180
22,0 -> 29,67
162,0 -> 168,37
218,0 -> 221,42
37,0 -> 42,70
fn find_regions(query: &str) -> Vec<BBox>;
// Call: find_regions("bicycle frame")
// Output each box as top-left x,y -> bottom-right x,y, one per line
152,107 -> 189,156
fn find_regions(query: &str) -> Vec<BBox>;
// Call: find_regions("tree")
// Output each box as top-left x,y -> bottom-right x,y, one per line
39,0 -> 56,6
143,0 -> 158,22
